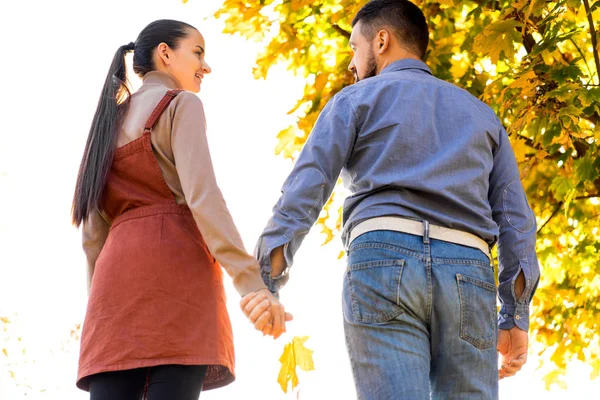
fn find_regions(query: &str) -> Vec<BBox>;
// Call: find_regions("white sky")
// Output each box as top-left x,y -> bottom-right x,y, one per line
0,0 -> 598,399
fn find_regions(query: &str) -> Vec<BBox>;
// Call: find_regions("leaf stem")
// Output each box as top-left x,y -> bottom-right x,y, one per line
569,38 -> 595,84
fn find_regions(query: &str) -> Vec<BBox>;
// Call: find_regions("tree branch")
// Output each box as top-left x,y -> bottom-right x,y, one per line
517,134 -> 562,160
575,194 -> 599,200
583,0 -> 600,84
469,0 -> 501,11
538,201 -> 563,233
523,33 -> 537,54
332,23 -> 350,39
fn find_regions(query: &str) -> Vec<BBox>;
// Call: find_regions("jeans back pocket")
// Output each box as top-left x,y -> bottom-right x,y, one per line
456,274 -> 497,349
345,259 -> 405,324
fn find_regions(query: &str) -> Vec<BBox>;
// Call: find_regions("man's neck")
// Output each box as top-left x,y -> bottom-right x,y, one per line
377,53 -> 422,74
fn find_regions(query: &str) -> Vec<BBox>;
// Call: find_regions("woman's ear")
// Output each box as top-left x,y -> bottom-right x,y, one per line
156,42 -> 171,66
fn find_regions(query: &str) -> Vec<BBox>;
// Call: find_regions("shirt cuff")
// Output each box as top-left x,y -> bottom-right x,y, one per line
498,304 -> 530,331
261,269 -> 289,298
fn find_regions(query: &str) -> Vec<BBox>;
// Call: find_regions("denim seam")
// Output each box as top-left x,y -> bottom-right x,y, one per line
348,259 -> 404,271
342,319 -> 360,395
348,242 -> 423,260
347,270 -> 360,323
348,242 -> 490,269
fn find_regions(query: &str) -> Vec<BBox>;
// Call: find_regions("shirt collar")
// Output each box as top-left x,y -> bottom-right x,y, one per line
141,71 -> 183,89
380,58 -> 432,75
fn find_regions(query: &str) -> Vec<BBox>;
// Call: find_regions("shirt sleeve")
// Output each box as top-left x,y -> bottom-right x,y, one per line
255,92 -> 358,294
171,92 -> 267,296
82,208 -> 110,291
488,125 -> 541,331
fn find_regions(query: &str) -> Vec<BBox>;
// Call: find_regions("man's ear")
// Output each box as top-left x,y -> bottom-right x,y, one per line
376,29 -> 390,54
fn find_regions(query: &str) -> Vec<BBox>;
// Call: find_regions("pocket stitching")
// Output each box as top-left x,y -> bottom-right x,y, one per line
458,274 -> 496,292
457,274 -> 496,349
347,260 -> 405,324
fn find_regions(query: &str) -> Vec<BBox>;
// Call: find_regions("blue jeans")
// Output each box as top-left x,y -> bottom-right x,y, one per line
343,230 -> 498,399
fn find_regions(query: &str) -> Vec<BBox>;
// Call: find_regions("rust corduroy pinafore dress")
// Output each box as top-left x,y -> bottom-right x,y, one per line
77,90 -> 235,391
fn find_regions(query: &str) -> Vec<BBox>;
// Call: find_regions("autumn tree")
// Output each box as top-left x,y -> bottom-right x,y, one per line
213,0 -> 600,385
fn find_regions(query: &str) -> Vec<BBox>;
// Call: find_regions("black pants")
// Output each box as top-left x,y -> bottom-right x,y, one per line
89,364 -> 207,400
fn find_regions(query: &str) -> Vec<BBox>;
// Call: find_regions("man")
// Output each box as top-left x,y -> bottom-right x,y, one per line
242,0 -> 540,398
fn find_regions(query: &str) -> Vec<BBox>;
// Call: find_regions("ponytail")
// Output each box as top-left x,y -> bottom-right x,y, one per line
71,43 -> 134,226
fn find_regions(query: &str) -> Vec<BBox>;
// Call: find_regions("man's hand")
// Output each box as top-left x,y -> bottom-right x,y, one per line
240,288 -> 293,339
497,326 -> 528,379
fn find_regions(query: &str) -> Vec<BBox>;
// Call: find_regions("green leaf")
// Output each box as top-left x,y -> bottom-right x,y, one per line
550,64 -> 584,84
574,156 -> 600,183
566,0 -> 582,10
546,83 -> 581,102
549,175 -> 575,201
578,87 -> 600,108
557,105 -> 583,128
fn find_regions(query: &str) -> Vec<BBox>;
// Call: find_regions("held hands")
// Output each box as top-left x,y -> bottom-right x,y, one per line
497,326 -> 528,379
240,245 -> 291,338
240,288 -> 293,339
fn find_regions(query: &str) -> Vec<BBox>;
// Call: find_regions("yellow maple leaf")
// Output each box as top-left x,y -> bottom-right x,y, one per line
473,20 -> 522,64
511,138 -> 527,163
277,336 -> 315,393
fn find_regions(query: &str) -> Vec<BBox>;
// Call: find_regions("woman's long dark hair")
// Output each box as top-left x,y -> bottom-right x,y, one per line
72,20 -> 195,227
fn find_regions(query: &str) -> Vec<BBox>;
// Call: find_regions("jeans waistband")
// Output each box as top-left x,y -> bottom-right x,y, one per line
348,216 -> 490,259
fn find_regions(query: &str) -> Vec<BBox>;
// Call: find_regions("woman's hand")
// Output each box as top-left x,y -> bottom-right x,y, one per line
240,289 -> 293,339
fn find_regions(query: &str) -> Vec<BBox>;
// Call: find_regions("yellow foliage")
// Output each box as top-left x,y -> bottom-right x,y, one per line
511,138 -> 527,163
473,20 -> 522,64
277,336 -> 315,393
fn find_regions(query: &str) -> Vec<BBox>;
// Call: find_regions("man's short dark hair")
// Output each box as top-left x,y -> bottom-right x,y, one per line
352,0 -> 429,59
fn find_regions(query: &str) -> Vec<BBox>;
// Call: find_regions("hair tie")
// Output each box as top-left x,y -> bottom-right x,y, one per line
124,42 -> 136,51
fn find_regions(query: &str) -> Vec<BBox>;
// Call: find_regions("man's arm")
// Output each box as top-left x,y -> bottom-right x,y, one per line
255,92 -> 359,294
488,125 -> 540,331
488,125 -> 540,377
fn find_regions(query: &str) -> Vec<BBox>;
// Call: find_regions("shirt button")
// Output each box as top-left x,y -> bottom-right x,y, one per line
515,315 -> 521,320
504,314 -> 508,318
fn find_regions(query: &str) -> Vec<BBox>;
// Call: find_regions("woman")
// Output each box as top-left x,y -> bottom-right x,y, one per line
72,19 -> 289,399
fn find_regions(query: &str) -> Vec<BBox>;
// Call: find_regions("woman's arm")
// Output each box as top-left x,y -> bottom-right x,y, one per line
170,92 -> 267,296
81,209 -> 110,294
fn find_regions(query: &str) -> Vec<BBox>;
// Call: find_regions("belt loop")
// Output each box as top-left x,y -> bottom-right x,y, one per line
423,220 -> 430,244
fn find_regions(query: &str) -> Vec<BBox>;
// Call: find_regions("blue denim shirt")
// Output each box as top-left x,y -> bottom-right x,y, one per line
255,58 -> 540,331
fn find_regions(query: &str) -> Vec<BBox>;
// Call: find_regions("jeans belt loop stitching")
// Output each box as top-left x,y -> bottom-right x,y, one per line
423,220 -> 430,244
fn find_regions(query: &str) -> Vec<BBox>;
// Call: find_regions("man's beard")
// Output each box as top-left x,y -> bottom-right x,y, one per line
354,50 -> 378,83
